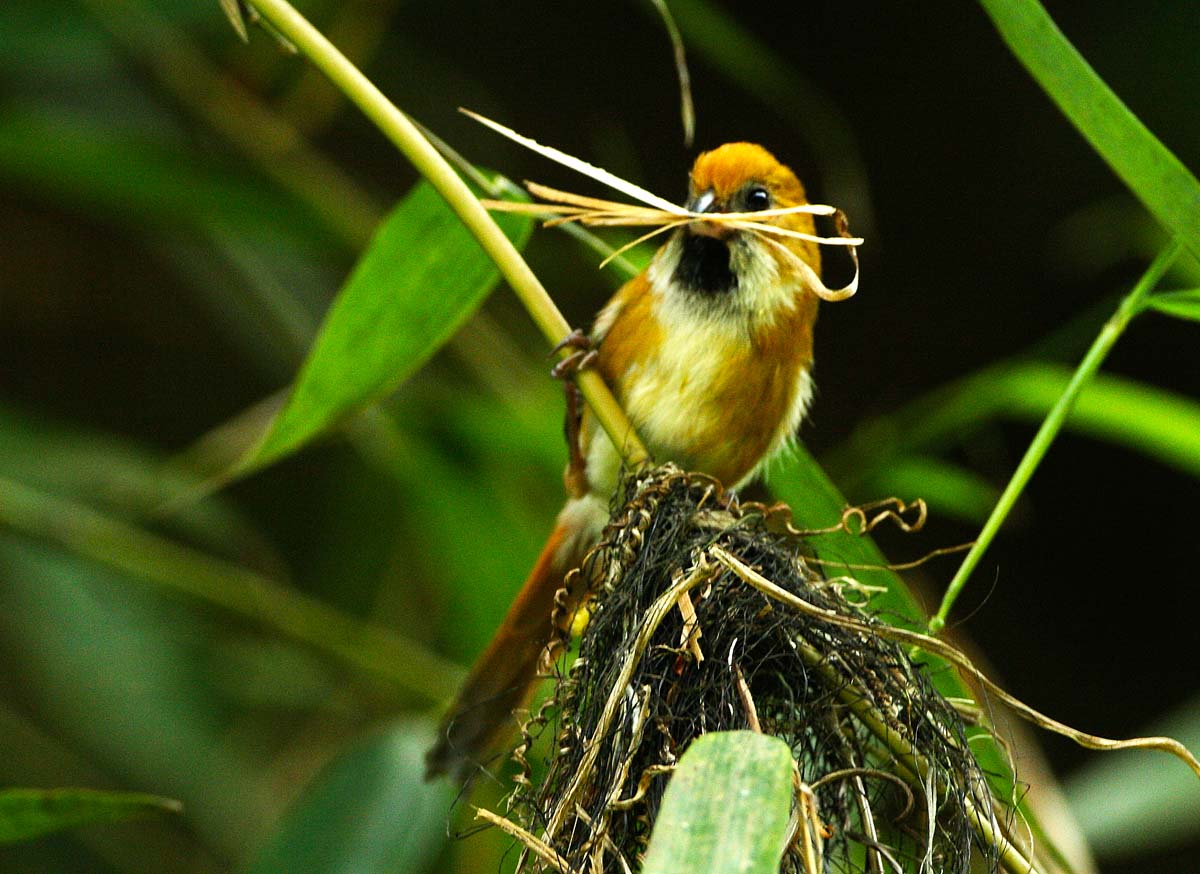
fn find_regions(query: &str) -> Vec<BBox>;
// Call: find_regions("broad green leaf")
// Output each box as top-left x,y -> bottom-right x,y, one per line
0,788 -> 181,845
978,0 -> 1200,260
641,732 -> 793,874
1145,288 -> 1200,323
243,180 -> 532,471
244,720 -> 452,874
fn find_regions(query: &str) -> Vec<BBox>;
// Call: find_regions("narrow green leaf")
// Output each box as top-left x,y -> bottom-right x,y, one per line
244,720 -> 451,874
0,108 -> 329,251
0,788 -> 181,845
826,362 -> 1200,493
243,181 -> 531,471
1065,693 -> 1200,858
978,0 -> 1200,260
642,732 -> 793,874
1145,288 -> 1200,323
859,455 -> 1000,525
997,364 -> 1200,480
770,447 -> 928,628
0,476 -> 462,702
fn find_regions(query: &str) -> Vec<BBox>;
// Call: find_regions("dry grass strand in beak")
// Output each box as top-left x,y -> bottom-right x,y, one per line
754,228 -> 860,302
461,109 -> 686,214
464,110 -> 863,298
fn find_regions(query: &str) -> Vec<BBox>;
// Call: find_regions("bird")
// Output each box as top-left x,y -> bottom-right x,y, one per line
426,142 -> 825,780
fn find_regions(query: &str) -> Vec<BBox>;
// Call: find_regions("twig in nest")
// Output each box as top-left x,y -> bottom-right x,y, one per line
507,467 -> 1007,874
806,541 -> 974,574
790,778 -> 825,874
541,557 -> 720,844
461,109 -> 863,302
786,496 -> 928,538
675,586 -> 704,663
475,807 -> 571,874
732,662 -> 761,732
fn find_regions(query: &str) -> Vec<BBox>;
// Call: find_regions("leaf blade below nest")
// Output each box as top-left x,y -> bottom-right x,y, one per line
641,731 -> 794,874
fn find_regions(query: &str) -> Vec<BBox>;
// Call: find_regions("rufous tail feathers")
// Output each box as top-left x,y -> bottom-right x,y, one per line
425,495 -> 606,780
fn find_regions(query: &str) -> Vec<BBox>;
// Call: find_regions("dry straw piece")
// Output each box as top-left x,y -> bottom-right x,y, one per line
461,110 -> 863,301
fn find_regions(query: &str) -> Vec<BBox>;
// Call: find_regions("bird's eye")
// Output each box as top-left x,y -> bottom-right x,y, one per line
745,186 -> 771,211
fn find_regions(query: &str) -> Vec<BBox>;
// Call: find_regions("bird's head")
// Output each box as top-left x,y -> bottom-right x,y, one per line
657,143 -> 822,320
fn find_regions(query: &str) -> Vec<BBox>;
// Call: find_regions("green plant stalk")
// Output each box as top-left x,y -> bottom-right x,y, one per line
245,0 -> 649,467
0,476 -> 463,702
929,240 -> 1182,634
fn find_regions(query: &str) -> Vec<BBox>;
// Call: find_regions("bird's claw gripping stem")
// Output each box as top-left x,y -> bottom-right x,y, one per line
550,328 -> 599,380
551,329 -> 598,499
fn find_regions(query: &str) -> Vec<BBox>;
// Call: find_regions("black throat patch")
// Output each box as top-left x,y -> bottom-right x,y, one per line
673,233 -> 736,296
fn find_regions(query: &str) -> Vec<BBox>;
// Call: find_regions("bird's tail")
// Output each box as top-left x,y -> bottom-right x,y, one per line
425,494 -> 607,781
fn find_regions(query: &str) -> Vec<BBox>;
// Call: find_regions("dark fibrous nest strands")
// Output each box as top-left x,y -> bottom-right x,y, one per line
502,466 -> 1006,874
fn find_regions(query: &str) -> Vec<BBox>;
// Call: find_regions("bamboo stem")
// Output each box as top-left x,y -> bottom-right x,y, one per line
244,0 -> 649,467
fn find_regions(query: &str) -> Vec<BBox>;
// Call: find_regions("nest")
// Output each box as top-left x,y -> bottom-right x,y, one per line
500,465 -> 1002,874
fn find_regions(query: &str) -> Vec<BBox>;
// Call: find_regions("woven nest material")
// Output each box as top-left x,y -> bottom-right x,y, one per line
504,465 -> 1003,874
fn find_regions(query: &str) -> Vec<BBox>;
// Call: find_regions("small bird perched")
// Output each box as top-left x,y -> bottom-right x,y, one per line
427,143 -> 828,779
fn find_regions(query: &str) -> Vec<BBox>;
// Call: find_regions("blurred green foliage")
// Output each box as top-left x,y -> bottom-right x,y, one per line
1,1 -> 1197,873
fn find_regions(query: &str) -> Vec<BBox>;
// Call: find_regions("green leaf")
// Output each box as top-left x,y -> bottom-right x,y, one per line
0,788 -> 181,845
978,0 -> 1200,260
769,447 -> 928,629
1145,288 -> 1200,323
0,108 -> 330,252
244,720 -> 452,874
243,180 -> 531,471
826,362 -> 1200,493
859,455 -> 1000,525
641,732 -> 793,874
1065,693 -> 1200,859
998,364 -> 1200,480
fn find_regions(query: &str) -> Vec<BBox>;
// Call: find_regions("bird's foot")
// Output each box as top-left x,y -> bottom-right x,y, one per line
549,328 -> 598,380
550,330 -> 597,499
